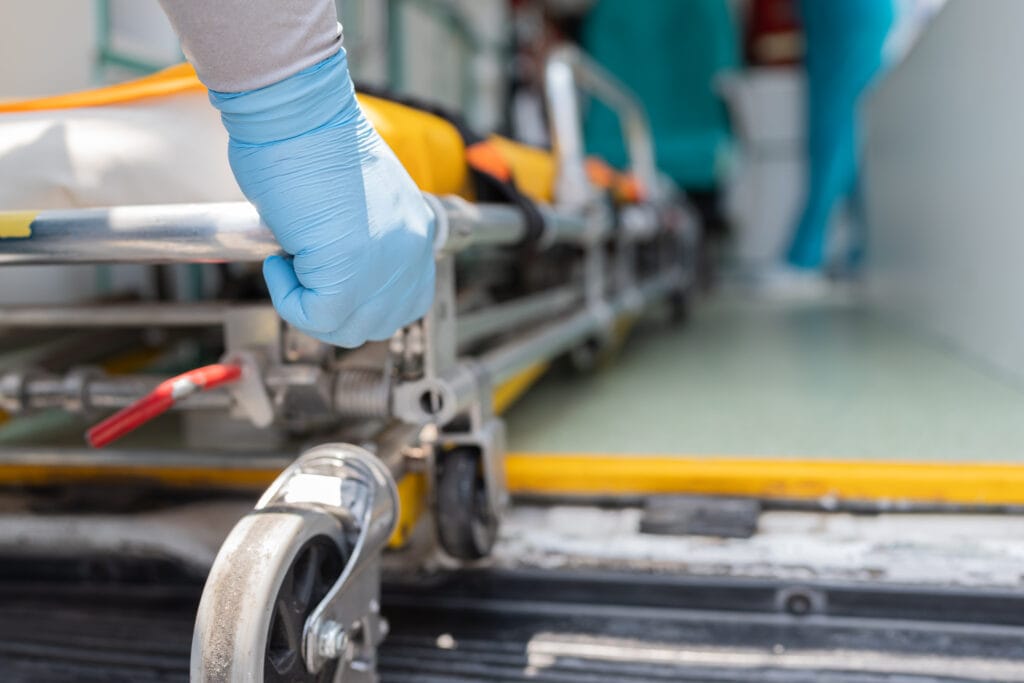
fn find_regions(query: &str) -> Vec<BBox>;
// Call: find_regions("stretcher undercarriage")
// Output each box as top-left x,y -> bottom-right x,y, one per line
0,47 -> 696,681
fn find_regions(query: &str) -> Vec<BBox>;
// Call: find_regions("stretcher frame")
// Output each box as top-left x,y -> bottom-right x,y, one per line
0,46 -> 696,681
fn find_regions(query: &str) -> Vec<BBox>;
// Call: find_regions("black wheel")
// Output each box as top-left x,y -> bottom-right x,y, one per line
435,449 -> 498,561
192,510 -> 350,681
266,536 -> 347,682
568,336 -> 603,373
669,287 -> 692,326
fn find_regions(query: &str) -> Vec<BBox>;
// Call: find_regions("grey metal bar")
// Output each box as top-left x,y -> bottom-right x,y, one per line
0,203 -> 277,265
0,447 -> 293,471
435,195 -> 590,253
537,203 -> 597,245
478,308 -> 597,386
0,196 -> 591,266
477,269 -> 681,386
545,45 -> 659,208
87,378 -> 234,410
0,303 -> 233,327
0,372 -> 234,414
437,195 -> 528,252
457,286 -> 583,348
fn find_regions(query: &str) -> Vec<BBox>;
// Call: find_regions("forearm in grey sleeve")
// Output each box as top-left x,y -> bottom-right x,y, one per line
157,0 -> 342,92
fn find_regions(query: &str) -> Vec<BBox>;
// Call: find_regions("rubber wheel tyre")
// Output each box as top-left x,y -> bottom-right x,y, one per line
569,336 -> 603,373
191,508 -> 348,682
435,449 -> 498,561
669,287 -> 691,327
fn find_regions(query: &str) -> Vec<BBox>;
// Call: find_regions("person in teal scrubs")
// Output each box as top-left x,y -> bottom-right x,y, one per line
787,0 -> 894,270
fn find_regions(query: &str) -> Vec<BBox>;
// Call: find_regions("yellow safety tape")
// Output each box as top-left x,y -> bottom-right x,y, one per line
7,456 -> 1024,507
493,361 -> 551,416
0,211 -> 36,239
505,453 -> 1024,506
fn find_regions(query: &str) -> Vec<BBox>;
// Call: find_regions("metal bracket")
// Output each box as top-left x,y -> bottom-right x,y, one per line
219,350 -> 274,428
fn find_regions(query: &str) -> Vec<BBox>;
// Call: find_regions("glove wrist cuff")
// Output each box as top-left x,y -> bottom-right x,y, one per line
208,49 -> 359,146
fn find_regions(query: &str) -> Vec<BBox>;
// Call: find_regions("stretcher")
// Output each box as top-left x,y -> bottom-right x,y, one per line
0,46 -> 697,681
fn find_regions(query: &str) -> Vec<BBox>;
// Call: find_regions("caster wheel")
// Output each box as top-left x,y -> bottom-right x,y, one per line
435,448 -> 498,561
192,508 -> 349,682
568,337 -> 603,373
669,288 -> 692,326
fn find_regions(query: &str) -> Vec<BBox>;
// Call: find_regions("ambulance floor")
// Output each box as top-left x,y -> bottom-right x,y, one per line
504,290 -> 1024,461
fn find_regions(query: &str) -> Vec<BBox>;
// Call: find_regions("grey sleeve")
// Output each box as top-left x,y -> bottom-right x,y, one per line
157,0 -> 342,92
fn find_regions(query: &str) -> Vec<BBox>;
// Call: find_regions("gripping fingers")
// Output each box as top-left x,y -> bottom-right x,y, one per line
365,260 -> 436,341
264,254 -> 364,337
322,259 -> 436,348
262,255 -> 313,330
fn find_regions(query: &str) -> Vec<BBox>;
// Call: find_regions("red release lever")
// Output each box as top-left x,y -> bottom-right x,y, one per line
86,363 -> 242,448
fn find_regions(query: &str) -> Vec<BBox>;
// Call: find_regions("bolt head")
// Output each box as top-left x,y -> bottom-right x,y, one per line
317,620 -> 347,659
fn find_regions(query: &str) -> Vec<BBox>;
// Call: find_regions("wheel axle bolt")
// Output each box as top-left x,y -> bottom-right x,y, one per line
317,620 -> 348,659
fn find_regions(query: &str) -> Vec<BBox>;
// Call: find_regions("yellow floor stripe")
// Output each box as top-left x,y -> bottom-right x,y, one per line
493,362 -> 550,415
5,454 -> 1024,507
0,211 -> 36,238
505,453 -> 1024,506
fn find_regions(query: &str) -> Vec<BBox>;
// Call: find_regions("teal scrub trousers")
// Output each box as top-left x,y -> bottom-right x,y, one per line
787,0 -> 894,270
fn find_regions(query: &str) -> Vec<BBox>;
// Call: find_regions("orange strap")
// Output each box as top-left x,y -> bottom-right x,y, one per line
0,64 -> 205,114
585,157 -> 617,190
465,141 -> 513,183
585,157 -> 646,204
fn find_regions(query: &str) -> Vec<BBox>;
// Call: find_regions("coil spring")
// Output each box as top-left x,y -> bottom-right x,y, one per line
333,368 -> 391,419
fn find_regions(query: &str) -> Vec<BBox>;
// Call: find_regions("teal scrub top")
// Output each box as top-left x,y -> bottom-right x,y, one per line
582,0 -> 740,189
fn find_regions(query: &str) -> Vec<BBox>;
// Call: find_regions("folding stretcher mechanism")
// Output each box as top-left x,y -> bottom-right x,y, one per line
0,47 -> 697,681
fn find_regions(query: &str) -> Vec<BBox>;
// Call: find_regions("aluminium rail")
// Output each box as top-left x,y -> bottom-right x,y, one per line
545,45 -> 659,210
0,195 -> 590,265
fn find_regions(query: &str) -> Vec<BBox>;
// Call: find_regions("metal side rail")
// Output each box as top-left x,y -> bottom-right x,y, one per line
0,195 -> 591,265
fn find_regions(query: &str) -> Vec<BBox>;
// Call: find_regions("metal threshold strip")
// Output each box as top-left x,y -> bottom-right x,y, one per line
379,570 -> 1024,683
1,567 -> 1023,682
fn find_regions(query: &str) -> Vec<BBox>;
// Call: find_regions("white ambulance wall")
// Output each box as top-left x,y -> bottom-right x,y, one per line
0,1 -> 182,304
864,0 -> 1024,382
375,0 -> 508,131
0,86 -> 239,306
0,1 -> 96,98
0,1 -> 105,303
105,0 -> 181,66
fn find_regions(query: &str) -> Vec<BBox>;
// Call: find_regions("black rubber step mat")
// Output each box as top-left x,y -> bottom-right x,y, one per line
2,565 -> 1024,682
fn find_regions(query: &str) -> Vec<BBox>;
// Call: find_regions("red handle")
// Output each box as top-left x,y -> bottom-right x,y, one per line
86,363 -> 241,448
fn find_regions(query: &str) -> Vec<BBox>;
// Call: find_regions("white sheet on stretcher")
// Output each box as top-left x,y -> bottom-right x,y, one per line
0,91 -> 246,304
0,92 -> 243,211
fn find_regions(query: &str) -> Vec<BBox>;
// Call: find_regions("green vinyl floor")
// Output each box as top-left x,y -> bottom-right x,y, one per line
503,291 -> 1024,461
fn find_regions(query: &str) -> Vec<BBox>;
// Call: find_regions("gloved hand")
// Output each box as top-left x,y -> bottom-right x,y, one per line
208,49 -> 435,347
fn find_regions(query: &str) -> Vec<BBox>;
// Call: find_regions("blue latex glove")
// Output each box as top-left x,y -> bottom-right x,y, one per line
208,49 -> 435,347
